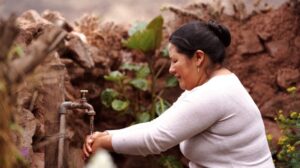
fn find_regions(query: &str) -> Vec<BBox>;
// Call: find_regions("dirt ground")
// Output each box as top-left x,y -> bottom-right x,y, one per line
2,0 -> 299,167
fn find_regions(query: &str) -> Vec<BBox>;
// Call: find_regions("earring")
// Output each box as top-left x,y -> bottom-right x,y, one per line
197,66 -> 200,73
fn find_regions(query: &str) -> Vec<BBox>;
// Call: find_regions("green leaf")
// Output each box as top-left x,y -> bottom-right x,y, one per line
101,88 -> 119,107
161,46 -> 169,57
15,46 -> 24,57
159,155 -> 183,168
155,98 -> 170,116
123,29 -> 155,53
121,63 -> 150,78
128,21 -> 147,36
122,15 -> 163,53
10,123 -> 24,134
166,76 -> 178,87
104,71 -> 124,82
137,112 -> 151,123
111,99 -> 129,111
8,44 -> 24,59
136,64 -> 150,78
146,15 -> 163,49
130,78 -> 149,91
120,62 -> 141,71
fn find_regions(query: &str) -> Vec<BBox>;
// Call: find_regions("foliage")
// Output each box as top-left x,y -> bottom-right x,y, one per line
122,15 -> 163,54
159,155 -> 183,168
0,46 -> 28,167
101,15 -> 182,168
101,62 -> 171,122
128,21 -> 147,37
101,15 -> 175,121
268,86 -> 300,168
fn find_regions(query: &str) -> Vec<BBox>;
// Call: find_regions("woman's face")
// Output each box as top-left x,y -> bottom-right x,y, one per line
168,43 -> 199,90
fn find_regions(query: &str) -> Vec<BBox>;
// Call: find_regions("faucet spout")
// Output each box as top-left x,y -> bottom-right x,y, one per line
59,101 -> 95,113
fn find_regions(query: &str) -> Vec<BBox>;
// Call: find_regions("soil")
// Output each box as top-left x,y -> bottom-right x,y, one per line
5,0 -> 300,167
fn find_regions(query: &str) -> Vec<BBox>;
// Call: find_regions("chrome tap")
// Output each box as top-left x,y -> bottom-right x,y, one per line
57,90 -> 96,168
80,90 -> 95,135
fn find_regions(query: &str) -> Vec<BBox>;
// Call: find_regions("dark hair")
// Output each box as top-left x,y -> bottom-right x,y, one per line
169,20 -> 231,64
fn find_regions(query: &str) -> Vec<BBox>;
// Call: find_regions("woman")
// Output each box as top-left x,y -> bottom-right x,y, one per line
82,20 -> 275,168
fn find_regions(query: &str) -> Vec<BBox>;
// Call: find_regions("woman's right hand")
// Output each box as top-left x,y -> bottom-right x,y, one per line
82,131 -> 109,160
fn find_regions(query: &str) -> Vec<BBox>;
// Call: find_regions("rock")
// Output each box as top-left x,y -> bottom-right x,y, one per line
294,36 -> 300,48
89,46 -> 110,67
15,108 -> 37,165
42,10 -> 73,32
250,82 -> 275,107
238,30 -> 264,55
257,31 -> 272,41
71,31 -> 87,43
32,152 -> 44,168
15,10 -> 60,45
276,68 -> 300,89
263,119 -> 281,149
265,39 -> 290,60
16,108 -> 37,148
260,93 -> 299,116
62,33 -> 95,69
16,10 -> 51,30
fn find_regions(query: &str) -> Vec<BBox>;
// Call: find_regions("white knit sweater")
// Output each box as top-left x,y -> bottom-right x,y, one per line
108,74 -> 275,168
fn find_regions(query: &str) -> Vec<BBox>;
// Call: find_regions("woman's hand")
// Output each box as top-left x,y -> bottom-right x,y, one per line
82,131 -> 109,160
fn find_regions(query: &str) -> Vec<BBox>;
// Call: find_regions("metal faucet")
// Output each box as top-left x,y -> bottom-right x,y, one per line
57,90 -> 96,168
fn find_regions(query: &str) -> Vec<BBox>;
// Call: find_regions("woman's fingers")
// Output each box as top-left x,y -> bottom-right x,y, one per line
82,132 -> 100,158
83,135 -> 94,157
82,131 -> 109,159
82,142 -> 90,158
86,136 -> 93,153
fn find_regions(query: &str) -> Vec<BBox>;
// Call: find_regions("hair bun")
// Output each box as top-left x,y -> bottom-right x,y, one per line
207,20 -> 231,47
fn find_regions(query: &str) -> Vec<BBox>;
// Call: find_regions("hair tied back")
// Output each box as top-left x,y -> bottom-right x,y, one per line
207,20 -> 231,47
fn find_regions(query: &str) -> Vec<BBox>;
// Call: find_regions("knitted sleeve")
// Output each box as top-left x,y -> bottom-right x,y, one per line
110,88 -> 224,156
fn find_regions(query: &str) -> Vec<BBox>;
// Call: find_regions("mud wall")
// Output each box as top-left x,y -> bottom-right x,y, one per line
10,0 -> 300,167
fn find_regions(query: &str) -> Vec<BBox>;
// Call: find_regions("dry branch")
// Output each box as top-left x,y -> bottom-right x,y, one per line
0,15 -> 19,60
7,24 -> 67,83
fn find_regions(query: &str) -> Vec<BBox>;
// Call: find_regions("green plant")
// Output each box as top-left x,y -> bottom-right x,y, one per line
0,46 -> 28,168
159,155 -> 183,168
269,86 -> 300,168
101,15 -> 182,168
273,110 -> 300,168
101,15 -> 176,122
101,61 -> 173,123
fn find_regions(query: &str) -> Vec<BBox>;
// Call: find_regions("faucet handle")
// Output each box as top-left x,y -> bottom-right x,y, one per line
80,90 -> 88,101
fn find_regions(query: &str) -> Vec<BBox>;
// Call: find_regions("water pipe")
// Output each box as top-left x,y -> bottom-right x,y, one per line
57,90 -> 96,168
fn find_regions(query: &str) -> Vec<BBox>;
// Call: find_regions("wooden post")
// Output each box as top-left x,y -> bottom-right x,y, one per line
43,59 -> 66,168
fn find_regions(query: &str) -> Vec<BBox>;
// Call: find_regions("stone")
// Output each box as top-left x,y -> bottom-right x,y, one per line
32,152 -> 44,168
238,30 -> 264,55
276,68 -> 300,89
16,10 -> 51,30
62,33 -> 95,69
42,10 -> 73,32
265,40 -> 290,59
257,31 -> 272,41
15,108 -> 37,165
17,108 -> 37,149
294,36 -> 300,48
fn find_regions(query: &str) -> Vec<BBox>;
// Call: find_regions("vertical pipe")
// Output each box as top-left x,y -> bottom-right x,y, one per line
57,102 -> 95,167
58,112 -> 66,168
